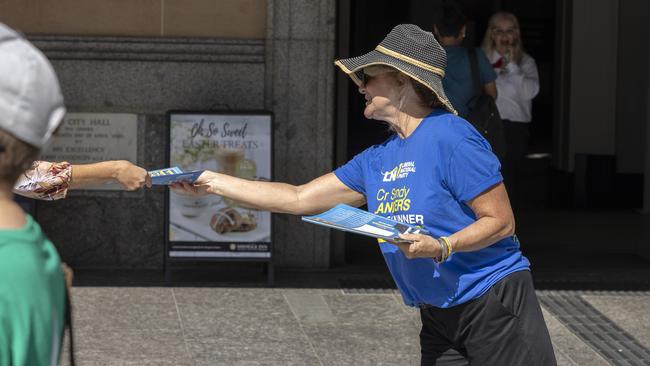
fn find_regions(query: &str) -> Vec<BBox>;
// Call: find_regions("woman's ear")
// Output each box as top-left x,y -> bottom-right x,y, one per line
396,73 -> 409,87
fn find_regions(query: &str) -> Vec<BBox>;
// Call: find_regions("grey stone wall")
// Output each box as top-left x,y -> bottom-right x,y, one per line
31,0 -> 337,270
33,37 -> 266,270
36,115 -> 168,270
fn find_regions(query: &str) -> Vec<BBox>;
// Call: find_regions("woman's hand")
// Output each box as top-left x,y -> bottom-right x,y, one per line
392,233 -> 443,260
169,171 -> 217,196
507,47 -> 516,63
113,160 -> 152,190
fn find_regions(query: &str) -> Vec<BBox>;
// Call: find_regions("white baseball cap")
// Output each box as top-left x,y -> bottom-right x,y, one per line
0,23 -> 65,149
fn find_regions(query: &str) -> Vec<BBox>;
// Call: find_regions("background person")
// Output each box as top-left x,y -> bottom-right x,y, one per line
172,24 -> 556,365
433,2 -> 497,119
482,11 -> 540,199
0,23 -> 68,366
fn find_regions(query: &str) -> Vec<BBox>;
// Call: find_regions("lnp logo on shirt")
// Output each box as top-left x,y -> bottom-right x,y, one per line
382,161 -> 416,182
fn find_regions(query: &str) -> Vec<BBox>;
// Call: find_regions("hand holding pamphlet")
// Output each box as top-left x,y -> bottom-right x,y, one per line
149,166 -> 204,185
302,204 -> 429,244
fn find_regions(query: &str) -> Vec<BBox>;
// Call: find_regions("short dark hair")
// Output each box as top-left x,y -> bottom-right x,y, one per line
435,1 -> 466,38
0,129 -> 39,185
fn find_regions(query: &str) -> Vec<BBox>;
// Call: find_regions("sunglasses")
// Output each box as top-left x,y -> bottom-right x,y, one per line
359,66 -> 397,85
359,71 -> 374,85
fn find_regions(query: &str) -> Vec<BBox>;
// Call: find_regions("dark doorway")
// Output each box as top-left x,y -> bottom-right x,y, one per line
336,0 -> 557,266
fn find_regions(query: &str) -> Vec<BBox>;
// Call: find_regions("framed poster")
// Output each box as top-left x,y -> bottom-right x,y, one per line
166,112 -> 272,260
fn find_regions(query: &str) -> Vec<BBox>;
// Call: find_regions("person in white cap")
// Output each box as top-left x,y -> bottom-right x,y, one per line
0,23 -> 70,365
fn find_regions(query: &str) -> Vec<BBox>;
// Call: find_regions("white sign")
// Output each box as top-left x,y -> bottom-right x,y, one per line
40,113 -> 139,190
168,113 -> 272,258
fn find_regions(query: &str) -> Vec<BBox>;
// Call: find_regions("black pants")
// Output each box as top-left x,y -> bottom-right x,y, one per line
419,271 -> 556,366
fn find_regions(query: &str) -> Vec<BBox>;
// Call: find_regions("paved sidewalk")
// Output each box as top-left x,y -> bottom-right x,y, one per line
60,269 -> 650,366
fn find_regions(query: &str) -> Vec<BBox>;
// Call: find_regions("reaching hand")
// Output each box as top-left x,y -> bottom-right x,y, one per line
392,233 -> 443,260
504,47 -> 515,65
169,171 -> 216,196
170,181 -> 210,196
114,160 -> 151,190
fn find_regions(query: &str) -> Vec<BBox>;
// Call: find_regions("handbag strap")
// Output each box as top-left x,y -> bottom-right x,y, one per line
467,48 -> 483,98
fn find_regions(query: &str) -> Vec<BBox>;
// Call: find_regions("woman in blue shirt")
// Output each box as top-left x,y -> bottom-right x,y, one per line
173,24 -> 555,365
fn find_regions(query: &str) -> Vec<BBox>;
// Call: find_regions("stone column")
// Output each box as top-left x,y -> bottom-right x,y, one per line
645,13 -> 650,215
643,6 -> 650,235
265,0 -> 336,268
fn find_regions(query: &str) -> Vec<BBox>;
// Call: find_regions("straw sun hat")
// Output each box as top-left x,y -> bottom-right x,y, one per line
335,24 -> 456,115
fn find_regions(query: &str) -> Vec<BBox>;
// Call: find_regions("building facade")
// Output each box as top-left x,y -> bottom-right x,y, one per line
2,0 -> 650,269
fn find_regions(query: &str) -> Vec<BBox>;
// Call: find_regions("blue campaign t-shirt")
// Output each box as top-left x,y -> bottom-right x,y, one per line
334,109 -> 529,308
443,46 -> 497,118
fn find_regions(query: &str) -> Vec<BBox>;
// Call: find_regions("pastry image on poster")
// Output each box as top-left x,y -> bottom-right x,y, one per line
168,113 -> 272,248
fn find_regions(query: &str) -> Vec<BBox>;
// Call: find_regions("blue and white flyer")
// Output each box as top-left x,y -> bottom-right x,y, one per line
149,166 -> 204,185
302,204 -> 428,244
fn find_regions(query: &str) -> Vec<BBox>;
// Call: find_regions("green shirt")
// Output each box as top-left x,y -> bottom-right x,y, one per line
0,214 -> 65,366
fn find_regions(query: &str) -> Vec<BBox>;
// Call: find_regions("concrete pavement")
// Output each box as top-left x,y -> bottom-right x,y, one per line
59,268 -> 650,365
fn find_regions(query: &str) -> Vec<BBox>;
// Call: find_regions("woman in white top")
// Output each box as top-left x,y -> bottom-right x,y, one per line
482,11 -> 539,201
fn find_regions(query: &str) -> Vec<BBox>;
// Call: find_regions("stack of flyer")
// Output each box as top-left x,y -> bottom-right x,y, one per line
149,166 -> 204,185
302,204 -> 428,244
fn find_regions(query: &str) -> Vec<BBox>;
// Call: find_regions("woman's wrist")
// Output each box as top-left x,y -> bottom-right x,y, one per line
201,170 -> 222,195
110,160 -> 126,180
434,239 -> 446,263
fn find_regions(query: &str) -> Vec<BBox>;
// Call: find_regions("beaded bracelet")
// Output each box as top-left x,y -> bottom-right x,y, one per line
439,236 -> 453,262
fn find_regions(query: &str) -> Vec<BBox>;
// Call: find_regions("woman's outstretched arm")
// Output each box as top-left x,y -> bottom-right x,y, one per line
173,171 -> 365,216
69,160 -> 151,191
13,160 -> 151,200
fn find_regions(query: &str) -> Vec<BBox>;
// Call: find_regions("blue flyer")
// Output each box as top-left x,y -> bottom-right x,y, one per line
302,204 -> 429,244
149,166 -> 204,185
